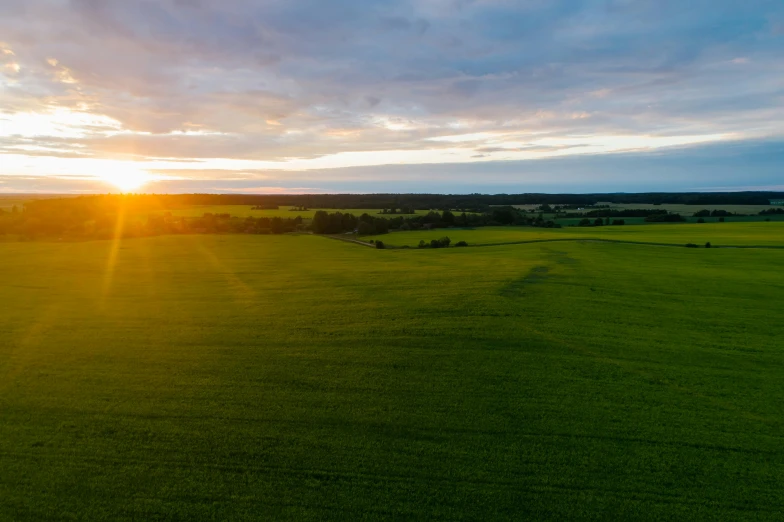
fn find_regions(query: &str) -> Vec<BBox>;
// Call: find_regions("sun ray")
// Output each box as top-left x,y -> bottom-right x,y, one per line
101,198 -> 128,304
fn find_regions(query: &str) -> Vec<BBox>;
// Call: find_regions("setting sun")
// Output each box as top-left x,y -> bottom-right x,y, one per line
101,164 -> 152,192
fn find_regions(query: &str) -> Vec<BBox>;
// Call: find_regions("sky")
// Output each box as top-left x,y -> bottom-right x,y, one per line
1,0 -> 783,194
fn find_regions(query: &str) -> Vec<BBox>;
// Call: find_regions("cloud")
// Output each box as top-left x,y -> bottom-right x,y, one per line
0,0 -> 783,191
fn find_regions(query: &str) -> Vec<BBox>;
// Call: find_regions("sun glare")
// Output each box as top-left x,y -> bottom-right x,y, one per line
101,164 -> 152,192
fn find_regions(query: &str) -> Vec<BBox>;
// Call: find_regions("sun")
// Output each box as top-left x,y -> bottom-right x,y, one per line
101,163 -> 152,192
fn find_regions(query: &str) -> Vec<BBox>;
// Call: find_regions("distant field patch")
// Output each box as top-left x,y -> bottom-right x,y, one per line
512,203 -> 783,215
367,222 -> 784,248
0,195 -> 49,209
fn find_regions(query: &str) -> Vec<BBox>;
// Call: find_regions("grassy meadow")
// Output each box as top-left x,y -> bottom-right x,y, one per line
507,203 -> 784,225
597,202 -> 783,215
1,230 -> 784,519
0,197 -> 22,209
367,222 -> 784,248
0,195 -> 57,210
511,202 -> 784,215
553,214 -> 784,226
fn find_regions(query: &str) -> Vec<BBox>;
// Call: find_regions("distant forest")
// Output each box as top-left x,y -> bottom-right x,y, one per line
16,191 -> 777,210
9,192 -> 784,210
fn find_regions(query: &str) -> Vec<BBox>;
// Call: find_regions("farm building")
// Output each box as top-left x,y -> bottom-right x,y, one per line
770,199 -> 784,206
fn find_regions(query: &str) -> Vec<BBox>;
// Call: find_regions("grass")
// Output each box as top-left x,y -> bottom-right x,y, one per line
509,203 -> 784,225
0,197 -> 22,209
1,231 -> 783,519
600,202 -> 784,215
511,203 -> 784,215
367,222 -> 784,248
0,195 -> 54,209
554,215 -> 784,226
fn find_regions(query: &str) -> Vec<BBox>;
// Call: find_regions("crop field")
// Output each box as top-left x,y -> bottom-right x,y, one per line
0,195 -> 54,209
553,214 -> 784,226
508,203 -> 784,225
367,222 -> 784,248
599,203 -> 782,215
0,197 -> 21,209
2,230 -> 784,519
512,203 -> 782,215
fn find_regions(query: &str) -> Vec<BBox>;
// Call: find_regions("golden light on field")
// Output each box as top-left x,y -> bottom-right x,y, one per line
100,163 -> 152,192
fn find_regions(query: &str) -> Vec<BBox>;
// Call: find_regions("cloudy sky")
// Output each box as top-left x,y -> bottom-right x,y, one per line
1,0 -> 783,193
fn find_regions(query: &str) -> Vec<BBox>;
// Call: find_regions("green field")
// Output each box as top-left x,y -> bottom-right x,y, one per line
0,198 -> 20,209
0,195 -> 53,210
2,230 -> 784,519
507,203 -> 784,225
554,214 -> 784,226
512,203 -> 783,215
367,222 -> 784,248
598,202 -> 783,215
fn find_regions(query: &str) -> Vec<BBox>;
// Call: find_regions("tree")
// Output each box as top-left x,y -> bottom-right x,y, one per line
492,208 -> 516,225
578,218 -> 592,227
719,217 -> 725,222
455,241 -> 468,247
594,218 -> 604,226
374,218 -> 389,234
697,218 -> 705,223
438,236 -> 451,247
375,240 -> 385,249
418,240 -> 427,248
357,221 -> 375,235
645,214 -> 686,223
270,217 -> 284,234
311,210 -> 330,234
430,239 -> 440,248
705,242 -> 712,248
422,211 -> 441,225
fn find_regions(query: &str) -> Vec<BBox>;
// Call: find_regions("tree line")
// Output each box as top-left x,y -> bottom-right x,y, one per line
312,208 -> 562,235
2,194 -> 778,241
0,199 -> 559,240
16,191 -> 779,213
582,209 -> 669,218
